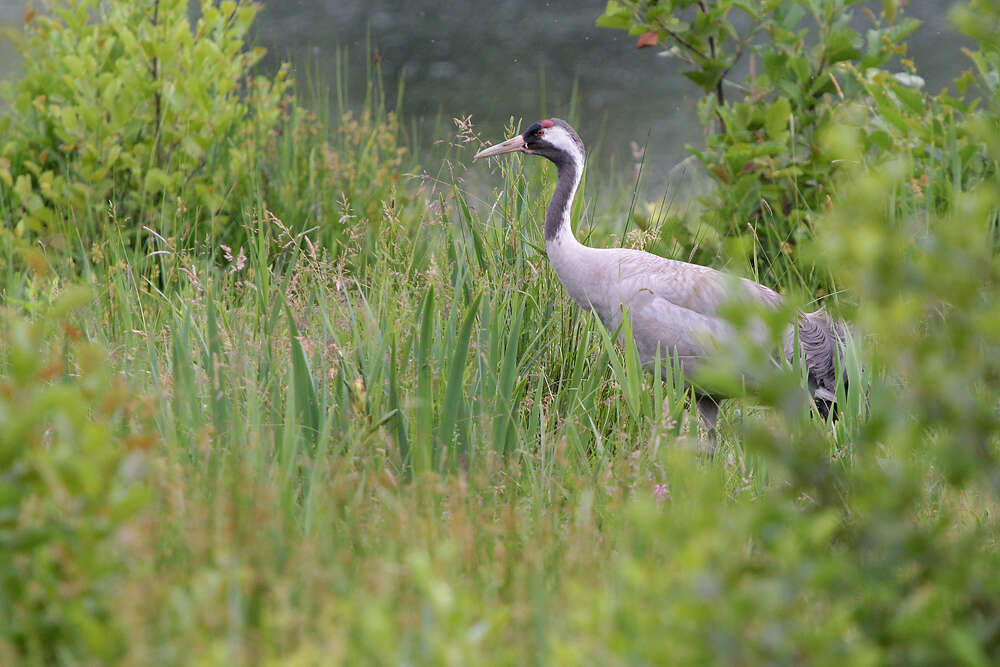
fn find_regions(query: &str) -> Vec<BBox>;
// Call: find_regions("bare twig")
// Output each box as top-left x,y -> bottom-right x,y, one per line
654,18 -> 710,62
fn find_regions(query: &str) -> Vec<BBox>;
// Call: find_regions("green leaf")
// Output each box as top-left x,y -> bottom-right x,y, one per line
866,129 -> 894,152
954,69 -> 976,95
414,287 -> 435,474
871,87 -> 909,133
144,168 -> 170,191
494,299 -> 524,455
826,27 -> 862,64
285,301 -> 320,440
438,292 -> 482,469
893,83 -> 925,115
181,135 -> 204,160
13,174 -> 32,202
596,1 -> 632,30
731,0 -> 763,19
774,1 -> 806,30
882,0 -> 899,24
682,58 -> 728,92
765,97 -> 791,141
886,17 -> 922,44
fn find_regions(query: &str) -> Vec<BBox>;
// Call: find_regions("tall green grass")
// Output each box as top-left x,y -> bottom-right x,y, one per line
4,29 -> 1000,663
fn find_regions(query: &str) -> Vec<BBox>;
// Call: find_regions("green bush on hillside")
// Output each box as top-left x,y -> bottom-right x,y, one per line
0,0 -> 291,247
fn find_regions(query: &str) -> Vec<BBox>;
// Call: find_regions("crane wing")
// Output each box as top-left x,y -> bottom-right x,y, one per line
596,248 -> 783,318
623,288 -> 736,378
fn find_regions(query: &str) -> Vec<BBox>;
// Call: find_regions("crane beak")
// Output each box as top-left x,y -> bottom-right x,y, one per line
473,135 -> 527,161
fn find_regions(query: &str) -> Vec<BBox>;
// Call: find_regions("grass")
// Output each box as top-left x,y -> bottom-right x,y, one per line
4,53 -> 1000,664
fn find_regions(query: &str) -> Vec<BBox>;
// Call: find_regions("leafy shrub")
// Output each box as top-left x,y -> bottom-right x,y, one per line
953,0 -> 1000,154
596,0 -> 993,286
669,1 -> 1000,659
0,288 -> 151,663
0,0 -> 291,246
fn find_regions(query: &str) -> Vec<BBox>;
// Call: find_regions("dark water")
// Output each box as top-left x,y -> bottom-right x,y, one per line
0,0 -> 975,188
252,0 -> 972,187
0,1 -> 22,83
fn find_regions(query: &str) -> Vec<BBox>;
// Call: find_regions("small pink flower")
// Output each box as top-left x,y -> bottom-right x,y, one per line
653,483 -> 670,500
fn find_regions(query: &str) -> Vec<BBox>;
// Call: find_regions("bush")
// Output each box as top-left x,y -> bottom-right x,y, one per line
597,0 -> 994,288
680,1 -> 1000,659
0,0 -> 291,247
0,288 -> 151,663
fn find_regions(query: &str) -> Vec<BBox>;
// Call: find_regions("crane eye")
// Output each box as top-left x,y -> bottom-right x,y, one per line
536,129 -> 545,137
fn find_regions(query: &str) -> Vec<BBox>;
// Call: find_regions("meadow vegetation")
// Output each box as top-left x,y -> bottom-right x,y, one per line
1,0 -> 1000,663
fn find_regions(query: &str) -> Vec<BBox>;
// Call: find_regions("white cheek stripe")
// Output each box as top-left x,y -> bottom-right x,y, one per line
546,128 -> 578,156
554,149 -> 584,243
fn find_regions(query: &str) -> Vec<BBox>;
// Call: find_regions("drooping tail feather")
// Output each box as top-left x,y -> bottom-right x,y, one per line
784,307 -> 851,419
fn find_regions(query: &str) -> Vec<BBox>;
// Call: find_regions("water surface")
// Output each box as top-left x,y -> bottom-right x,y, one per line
254,0 -> 972,187
0,0 -> 975,189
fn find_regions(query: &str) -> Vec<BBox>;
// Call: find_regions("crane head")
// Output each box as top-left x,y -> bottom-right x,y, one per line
474,118 -> 585,169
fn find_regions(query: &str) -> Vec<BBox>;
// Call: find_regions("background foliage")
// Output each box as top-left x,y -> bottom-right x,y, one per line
598,0 -> 997,291
0,290 -> 151,663
0,0 -> 291,248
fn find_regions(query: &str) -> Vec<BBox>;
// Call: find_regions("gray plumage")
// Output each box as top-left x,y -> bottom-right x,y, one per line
475,118 -> 848,433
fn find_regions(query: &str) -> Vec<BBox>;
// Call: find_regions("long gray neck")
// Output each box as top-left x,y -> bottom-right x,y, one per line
545,157 -> 581,243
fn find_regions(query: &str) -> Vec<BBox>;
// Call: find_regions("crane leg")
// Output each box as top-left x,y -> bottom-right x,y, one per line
696,395 -> 720,458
